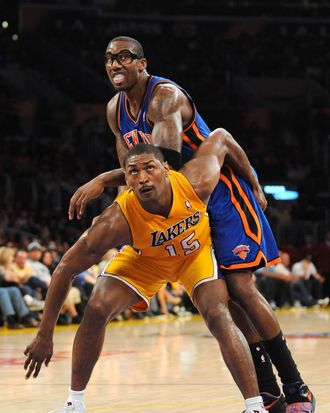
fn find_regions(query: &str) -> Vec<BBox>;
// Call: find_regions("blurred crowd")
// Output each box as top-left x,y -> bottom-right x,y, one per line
255,231 -> 330,310
0,239 -> 197,329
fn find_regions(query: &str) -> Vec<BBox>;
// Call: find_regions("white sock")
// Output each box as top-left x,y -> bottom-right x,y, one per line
244,395 -> 265,412
67,388 -> 86,405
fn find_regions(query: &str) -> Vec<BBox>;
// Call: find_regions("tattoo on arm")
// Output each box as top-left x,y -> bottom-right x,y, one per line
148,85 -> 184,152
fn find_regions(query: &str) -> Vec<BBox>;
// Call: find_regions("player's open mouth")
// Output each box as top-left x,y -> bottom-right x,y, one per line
112,73 -> 125,85
140,186 -> 153,194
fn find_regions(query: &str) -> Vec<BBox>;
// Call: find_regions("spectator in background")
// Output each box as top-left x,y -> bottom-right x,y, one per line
27,241 -> 51,286
290,262 -> 317,307
57,286 -> 82,325
72,265 -> 99,302
11,249 -> 34,285
0,246 -> 44,312
41,249 -> 55,273
12,249 -> 48,299
292,254 -> 325,304
0,286 -> 39,329
47,242 -> 62,272
36,246 -> 82,325
271,251 -> 295,308
156,284 -> 182,316
254,252 -> 295,310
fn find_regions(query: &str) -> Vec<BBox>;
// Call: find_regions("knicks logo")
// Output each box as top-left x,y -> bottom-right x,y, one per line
123,130 -> 151,148
232,244 -> 250,260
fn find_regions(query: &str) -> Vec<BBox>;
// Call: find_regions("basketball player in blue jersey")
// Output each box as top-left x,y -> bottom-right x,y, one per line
68,37 -> 315,413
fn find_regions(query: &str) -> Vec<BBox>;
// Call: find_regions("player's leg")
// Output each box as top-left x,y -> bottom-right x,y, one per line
53,276 -> 142,413
180,247 -> 267,412
71,276 -> 140,391
208,169 -> 315,412
193,279 -> 267,413
229,299 -> 284,407
226,271 -> 315,412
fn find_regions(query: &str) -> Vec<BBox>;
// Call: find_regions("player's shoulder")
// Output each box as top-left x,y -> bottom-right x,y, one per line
106,93 -> 121,129
152,81 -> 181,100
149,80 -> 186,115
107,93 -> 120,112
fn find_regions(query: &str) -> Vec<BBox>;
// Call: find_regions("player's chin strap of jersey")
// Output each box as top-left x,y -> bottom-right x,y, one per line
158,146 -> 182,171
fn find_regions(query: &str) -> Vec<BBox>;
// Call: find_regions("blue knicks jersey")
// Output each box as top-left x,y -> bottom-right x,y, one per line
117,75 -> 211,162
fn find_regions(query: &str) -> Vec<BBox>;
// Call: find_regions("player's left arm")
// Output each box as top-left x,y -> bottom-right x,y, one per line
180,132 -> 228,204
24,203 -> 131,379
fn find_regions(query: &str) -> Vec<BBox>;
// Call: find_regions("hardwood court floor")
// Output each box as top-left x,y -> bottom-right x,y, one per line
0,308 -> 329,413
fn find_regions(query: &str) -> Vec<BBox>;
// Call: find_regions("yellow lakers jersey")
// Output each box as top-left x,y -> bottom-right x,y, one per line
114,170 -> 212,258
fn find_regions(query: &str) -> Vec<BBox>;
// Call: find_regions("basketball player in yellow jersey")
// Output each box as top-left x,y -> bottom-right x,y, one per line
24,135 -> 268,413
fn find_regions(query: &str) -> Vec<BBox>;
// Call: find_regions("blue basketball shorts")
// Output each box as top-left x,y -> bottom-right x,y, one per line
207,166 -> 280,273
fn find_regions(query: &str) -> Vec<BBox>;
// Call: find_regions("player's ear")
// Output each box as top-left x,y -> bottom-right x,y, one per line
164,161 -> 170,174
137,58 -> 147,72
124,171 -> 130,187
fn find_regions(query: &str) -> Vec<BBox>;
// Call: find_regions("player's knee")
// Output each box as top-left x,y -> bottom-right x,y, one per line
200,303 -> 230,334
84,298 -> 112,325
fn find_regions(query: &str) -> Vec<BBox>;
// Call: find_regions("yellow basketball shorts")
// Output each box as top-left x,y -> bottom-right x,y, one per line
100,245 -> 220,311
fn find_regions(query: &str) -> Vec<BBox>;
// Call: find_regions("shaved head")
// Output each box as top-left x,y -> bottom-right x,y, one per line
109,36 -> 144,58
124,144 -> 164,167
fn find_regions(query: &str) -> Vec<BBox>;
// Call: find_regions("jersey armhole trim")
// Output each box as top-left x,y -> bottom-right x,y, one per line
113,200 -> 134,246
169,171 -> 208,209
116,93 -> 122,130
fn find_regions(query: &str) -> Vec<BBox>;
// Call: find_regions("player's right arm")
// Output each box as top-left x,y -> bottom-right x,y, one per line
24,203 -> 131,379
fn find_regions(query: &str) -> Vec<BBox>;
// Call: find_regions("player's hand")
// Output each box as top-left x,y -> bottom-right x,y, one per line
24,335 -> 53,379
253,184 -> 267,211
68,177 -> 105,220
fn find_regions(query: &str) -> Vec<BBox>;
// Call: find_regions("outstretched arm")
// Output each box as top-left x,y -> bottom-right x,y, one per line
68,95 -> 128,220
24,203 -> 131,379
68,168 -> 126,220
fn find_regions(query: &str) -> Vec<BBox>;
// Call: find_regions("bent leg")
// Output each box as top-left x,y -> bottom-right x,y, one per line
229,300 -> 281,397
226,271 -> 281,340
194,279 -> 259,399
227,271 -> 303,386
71,276 -> 141,390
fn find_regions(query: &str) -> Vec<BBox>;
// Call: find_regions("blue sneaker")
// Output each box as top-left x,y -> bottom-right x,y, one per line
283,383 -> 316,413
